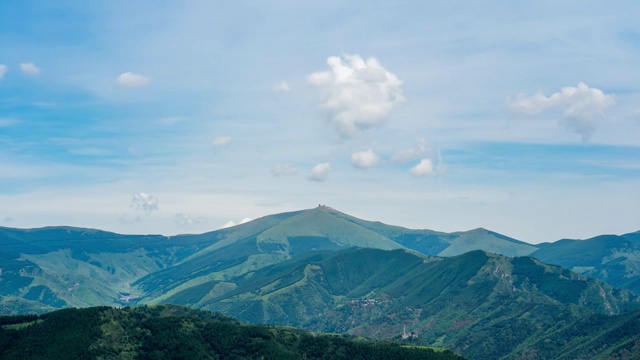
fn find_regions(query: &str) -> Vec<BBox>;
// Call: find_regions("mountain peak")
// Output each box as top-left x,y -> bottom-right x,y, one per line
315,204 -> 337,211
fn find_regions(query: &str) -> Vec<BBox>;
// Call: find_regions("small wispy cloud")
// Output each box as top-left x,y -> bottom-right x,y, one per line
116,72 -> 151,87
130,192 -> 159,214
0,64 -> 7,79
271,163 -> 298,176
507,82 -> 615,141
392,138 -> 430,163
307,162 -> 331,182
273,81 -> 290,92
158,116 -> 187,125
409,159 -> 435,177
0,118 -> 18,128
350,149 -> 380,169
20,63 -> 40,75
221,217 -> 252,229
174,213 -> 206,228
212,136 -> 232,148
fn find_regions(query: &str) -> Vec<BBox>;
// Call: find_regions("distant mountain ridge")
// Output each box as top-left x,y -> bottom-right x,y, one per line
2,206 -> 640,313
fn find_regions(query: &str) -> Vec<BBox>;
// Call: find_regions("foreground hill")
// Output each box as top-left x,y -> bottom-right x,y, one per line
0,304 -> 463,360
189,248 -> 640,359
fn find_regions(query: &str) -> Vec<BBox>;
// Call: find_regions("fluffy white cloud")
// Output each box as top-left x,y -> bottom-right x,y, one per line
0,65 -> 7,79
271,163 -> 297,176
392,138 -> 430,163
507,82 -> 615,141
350,149 -> 380,169
212,136 -> 232,148
273,81 -> 290,92
307,162 -> 331,182
20,63 -> 40,75
221,217 -> 252,229
130,192 -> 159,214
409,159 -> 435,177
116,72 -> 151,87
308,54 -> 403,137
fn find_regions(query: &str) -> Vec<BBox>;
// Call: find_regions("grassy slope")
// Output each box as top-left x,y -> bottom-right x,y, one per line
531,233 -> 640,294
438,228 -> 538,257
191,248 -> 640,360
0,226 -> 225,310
134,207 -> 406,303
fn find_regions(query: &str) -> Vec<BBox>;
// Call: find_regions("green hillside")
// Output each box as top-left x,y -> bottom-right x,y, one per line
0,226 -> 220,312
132,207 -> 406,303
3,207 -> 640,315
437,228 -> 538,257
183,247 -> 640,360
532,232 -> 640,294
0,305 -> 464,360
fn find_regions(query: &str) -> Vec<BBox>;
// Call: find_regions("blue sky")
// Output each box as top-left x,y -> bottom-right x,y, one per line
1,1 -> 639,243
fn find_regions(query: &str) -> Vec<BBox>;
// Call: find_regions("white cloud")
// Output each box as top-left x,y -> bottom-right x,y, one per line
271,163 -> 297,176
307,162 -> 331,182
0,65 -> 7,79
634,110 -> 640,125
409,159 -> 435,177
20,63 -> 40,75
174,213 -> 205,228
0,118 -> 18,127
116,72 -> 151,87
350,149 -> 380,169
130,192 -> 159,214
308,54 -> 403,137
273,81 -> 290,92
507,82 -> 615,141
392,138 -> 430,163
220,217 -> 252,229
212,136 -> 232,148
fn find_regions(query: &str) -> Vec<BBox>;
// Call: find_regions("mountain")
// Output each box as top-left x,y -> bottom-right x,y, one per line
531,232 -> 640,294
0,226 -> 212,311
167,247 -> 639,359
3,208 -> 640,358
0,304 -> 464,360
2,207 -> 640,315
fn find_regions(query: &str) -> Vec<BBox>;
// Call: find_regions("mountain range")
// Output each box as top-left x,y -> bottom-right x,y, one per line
1,206 -> 640,359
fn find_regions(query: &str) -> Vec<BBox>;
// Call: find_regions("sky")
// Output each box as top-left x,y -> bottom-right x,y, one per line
1,1 -> 639,244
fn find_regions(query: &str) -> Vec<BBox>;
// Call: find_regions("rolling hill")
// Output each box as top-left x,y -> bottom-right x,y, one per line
171,247 -> 639,359
2,206 -> 640,314
532,232 -> 640,294
0,304 -> 464,360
